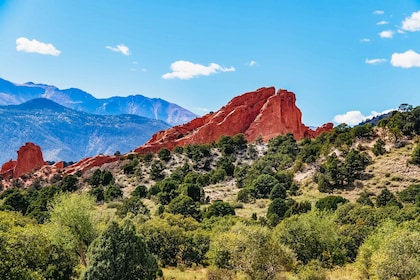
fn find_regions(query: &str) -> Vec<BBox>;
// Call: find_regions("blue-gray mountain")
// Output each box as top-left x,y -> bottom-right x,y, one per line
0,77 -> 197,125
0,98 -> 170,163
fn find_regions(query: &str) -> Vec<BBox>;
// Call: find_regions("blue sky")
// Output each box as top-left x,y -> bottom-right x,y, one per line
1,1 -> 420,126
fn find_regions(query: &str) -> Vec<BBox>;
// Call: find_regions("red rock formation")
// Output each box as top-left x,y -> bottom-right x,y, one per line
53,161 -> 65,169
0,143 -> 48,178
134,87 -> 333,153
0,159 -> 16,179
65,155 -> 119,174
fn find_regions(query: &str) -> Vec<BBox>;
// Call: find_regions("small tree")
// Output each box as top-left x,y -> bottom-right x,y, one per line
60,174 -> 79,192
158,148 -> 171,162
81,220 -> 158,280
376,188 -> 402,208
132,185 -> 148,198
252,174 -> 280,199
372,139 -> 386,156
104,184 -> 123,202
48,193 -> 96,266
150,160 -> 165,181
267,198 -> 289,221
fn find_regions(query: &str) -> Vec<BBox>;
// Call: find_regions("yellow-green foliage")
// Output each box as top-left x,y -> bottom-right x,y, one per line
355,220 -> 420,280
208,222 -> 297,279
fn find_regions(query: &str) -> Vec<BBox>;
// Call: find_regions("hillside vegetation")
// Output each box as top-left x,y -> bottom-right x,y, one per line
1,106 -> 420,279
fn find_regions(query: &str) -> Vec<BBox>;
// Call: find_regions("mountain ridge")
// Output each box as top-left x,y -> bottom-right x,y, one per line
0,98 -> 170,163
0,77 -> 196,125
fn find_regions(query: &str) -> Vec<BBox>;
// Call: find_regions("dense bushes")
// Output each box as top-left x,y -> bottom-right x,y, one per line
2,111 -> 420,278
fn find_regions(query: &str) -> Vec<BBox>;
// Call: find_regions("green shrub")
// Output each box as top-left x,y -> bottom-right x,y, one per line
376,188 -> 402,208
131,185 -> 147,198
104,184 -> 123,202
267,198 -> 289,221
399,184 -> 420,204
274,210 -> 345,267
252,174 -> 281,199
116,196 -> 150,218
203,200 -> 235,219
158,148 -> 171,162
315,196 -> 349,211
410,144 -> 420,165
237,188 -> 255,203
372,139 -> 386,156
356,192 -> 374,206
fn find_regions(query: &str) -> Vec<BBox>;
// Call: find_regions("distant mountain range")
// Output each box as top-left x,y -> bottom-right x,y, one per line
0,98 -> 170,163
0,77 -> 197,126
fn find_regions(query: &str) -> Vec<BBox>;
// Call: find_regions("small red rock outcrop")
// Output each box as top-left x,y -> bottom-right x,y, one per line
134,87 -> 333,153
0,159 -> 16,179
65,155 -> 119,174
0,142 -> 48,178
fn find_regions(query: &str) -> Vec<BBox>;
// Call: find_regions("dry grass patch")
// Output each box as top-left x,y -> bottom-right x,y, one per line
161,267 -> 207,280
234,199 -> 270,219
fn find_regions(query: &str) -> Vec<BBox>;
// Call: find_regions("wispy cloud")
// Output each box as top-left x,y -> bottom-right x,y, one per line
401,10 -> 420,31
376,20 -> 389,25
248,60 -> 257,67
379,30 -> 394,38
360,38 -> 371,43
373,10 -> 384,15
105,44 -> 130,55
162,60 -> 235,80
195,107 -> 211,113
334,109 -> 394,126
16,37 -> 61,56
365,58 -> 386,65
391,49 -> 420,68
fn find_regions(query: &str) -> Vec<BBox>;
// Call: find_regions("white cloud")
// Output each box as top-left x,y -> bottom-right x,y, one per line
373,10 -> 384,15
195,107 -> 211,113
360,38 -> 371,43
105,44 -> 130,55
376,20 -> 389,25
334,109 -> 394,126
391,49 -> 420,68
365,58 -> 386,65
402,10 -> 420,31
249,60 -> 257,67
16,37 -> 61,56
162,60 -> 235,80
334,111 -> 366,125
379,30 -> 394,38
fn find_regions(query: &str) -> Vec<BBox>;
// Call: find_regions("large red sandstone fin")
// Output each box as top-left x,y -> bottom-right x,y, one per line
134,87 -> 333,154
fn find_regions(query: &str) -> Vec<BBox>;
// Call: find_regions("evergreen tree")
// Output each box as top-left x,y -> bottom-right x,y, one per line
82,220 -> 158,280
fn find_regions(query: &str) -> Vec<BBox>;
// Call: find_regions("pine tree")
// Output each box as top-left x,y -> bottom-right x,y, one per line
81,220 -> 158,280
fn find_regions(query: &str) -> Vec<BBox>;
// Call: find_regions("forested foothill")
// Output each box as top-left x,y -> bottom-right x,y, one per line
1,106 -> 420,279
